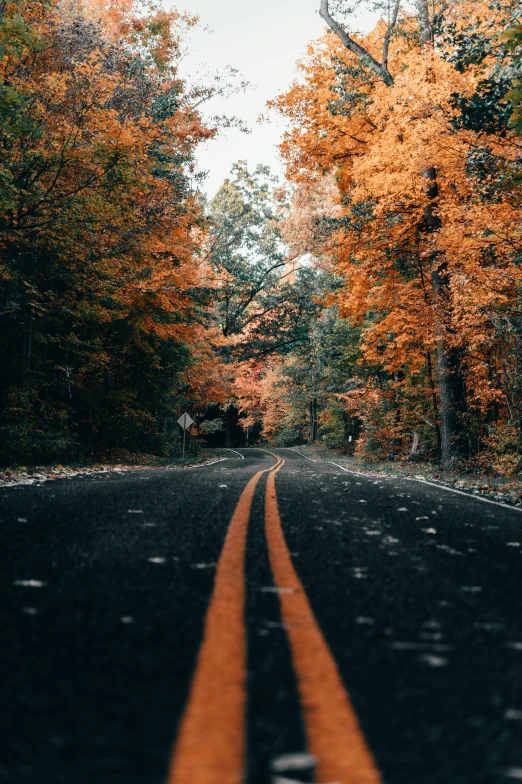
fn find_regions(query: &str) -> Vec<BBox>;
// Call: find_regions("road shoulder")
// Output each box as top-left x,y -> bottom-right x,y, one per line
0,449 -> 233,488
287,444 -> 522,511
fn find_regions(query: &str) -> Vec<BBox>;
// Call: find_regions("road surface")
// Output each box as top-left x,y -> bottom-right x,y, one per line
1,447 -> 522,783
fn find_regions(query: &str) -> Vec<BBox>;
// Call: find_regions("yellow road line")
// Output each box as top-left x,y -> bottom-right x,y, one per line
168,456 -> 282,784
264,459 -> 382,784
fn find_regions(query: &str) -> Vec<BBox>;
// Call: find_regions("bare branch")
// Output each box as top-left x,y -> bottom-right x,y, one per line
382,0 -> 402,71
432,0 -> 457,29
416,0 -> 432,44
319,0 -> 394,86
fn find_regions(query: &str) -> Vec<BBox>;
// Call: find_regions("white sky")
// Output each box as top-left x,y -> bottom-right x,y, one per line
176,0 -> 376,199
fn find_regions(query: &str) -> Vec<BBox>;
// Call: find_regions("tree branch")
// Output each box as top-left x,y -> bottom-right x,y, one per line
319,0 -> 394,86
382,0 -> 402,71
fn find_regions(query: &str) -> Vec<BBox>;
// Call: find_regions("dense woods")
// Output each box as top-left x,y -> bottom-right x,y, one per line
240,0 -> 522,472
0,0 -> 521,472
0,0 -> 224,461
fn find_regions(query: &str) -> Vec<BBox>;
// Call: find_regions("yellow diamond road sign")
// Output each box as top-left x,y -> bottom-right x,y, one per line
177,413 -> 194,430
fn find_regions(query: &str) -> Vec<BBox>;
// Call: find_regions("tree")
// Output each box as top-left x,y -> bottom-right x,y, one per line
318,0 -> 469,466
206,162 -> 321,360
0,0 -> 222,461
506,24 -> 522,135
205,162 -> 337,444
269,0 -> 521,466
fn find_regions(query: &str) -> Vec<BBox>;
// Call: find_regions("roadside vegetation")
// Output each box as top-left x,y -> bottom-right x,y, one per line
1,0 -> 522,482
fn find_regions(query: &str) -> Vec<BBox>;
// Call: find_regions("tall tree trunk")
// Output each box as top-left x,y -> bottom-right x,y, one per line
309,397 -> 318,443
431,262 -> 467,464
421,167 -> 467,465
225,406 -> 232,447
416,0 -> 432,44
425,350 -> 442,460
416,10 -> 466,465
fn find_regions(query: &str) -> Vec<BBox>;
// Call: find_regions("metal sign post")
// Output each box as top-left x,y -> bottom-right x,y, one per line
177,413 -> 194,459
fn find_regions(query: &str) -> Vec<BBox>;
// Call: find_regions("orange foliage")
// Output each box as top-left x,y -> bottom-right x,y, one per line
271,0 -> 522,458
0,0 -> 225,459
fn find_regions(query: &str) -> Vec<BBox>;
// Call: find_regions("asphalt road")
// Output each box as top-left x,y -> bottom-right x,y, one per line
1,447 -> 522,783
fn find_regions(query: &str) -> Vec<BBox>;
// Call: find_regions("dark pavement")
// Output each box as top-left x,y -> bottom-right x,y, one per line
1,447 -> 522,783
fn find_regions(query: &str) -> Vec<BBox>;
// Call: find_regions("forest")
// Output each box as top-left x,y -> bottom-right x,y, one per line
0,0 -> 521,473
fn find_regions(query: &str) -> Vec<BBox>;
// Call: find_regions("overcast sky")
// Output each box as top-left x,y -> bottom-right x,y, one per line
176,0 -> 375,199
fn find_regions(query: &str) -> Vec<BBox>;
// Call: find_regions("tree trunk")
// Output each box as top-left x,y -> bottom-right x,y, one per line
309,397 -> 318,443
416,13 -> 466,466
430,261 -> 467,464
416,0 -> 432,44
425,350 -> 442,460
225,406 -> 232,447
409,431 -> 422,460
422,167 -> 467,466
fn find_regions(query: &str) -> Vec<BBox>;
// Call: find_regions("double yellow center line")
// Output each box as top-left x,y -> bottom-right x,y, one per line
168,453 -> 381,784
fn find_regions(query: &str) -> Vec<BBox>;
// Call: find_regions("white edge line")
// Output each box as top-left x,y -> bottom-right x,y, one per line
186,458 -> 230,469
225,449 -> 245,459
293,450 -> 393,478
290,449 -> 317,463
330,462 -> 522,513
269,451 -> 522,515
404,477 -> 522,513
328,462 -> 396,480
